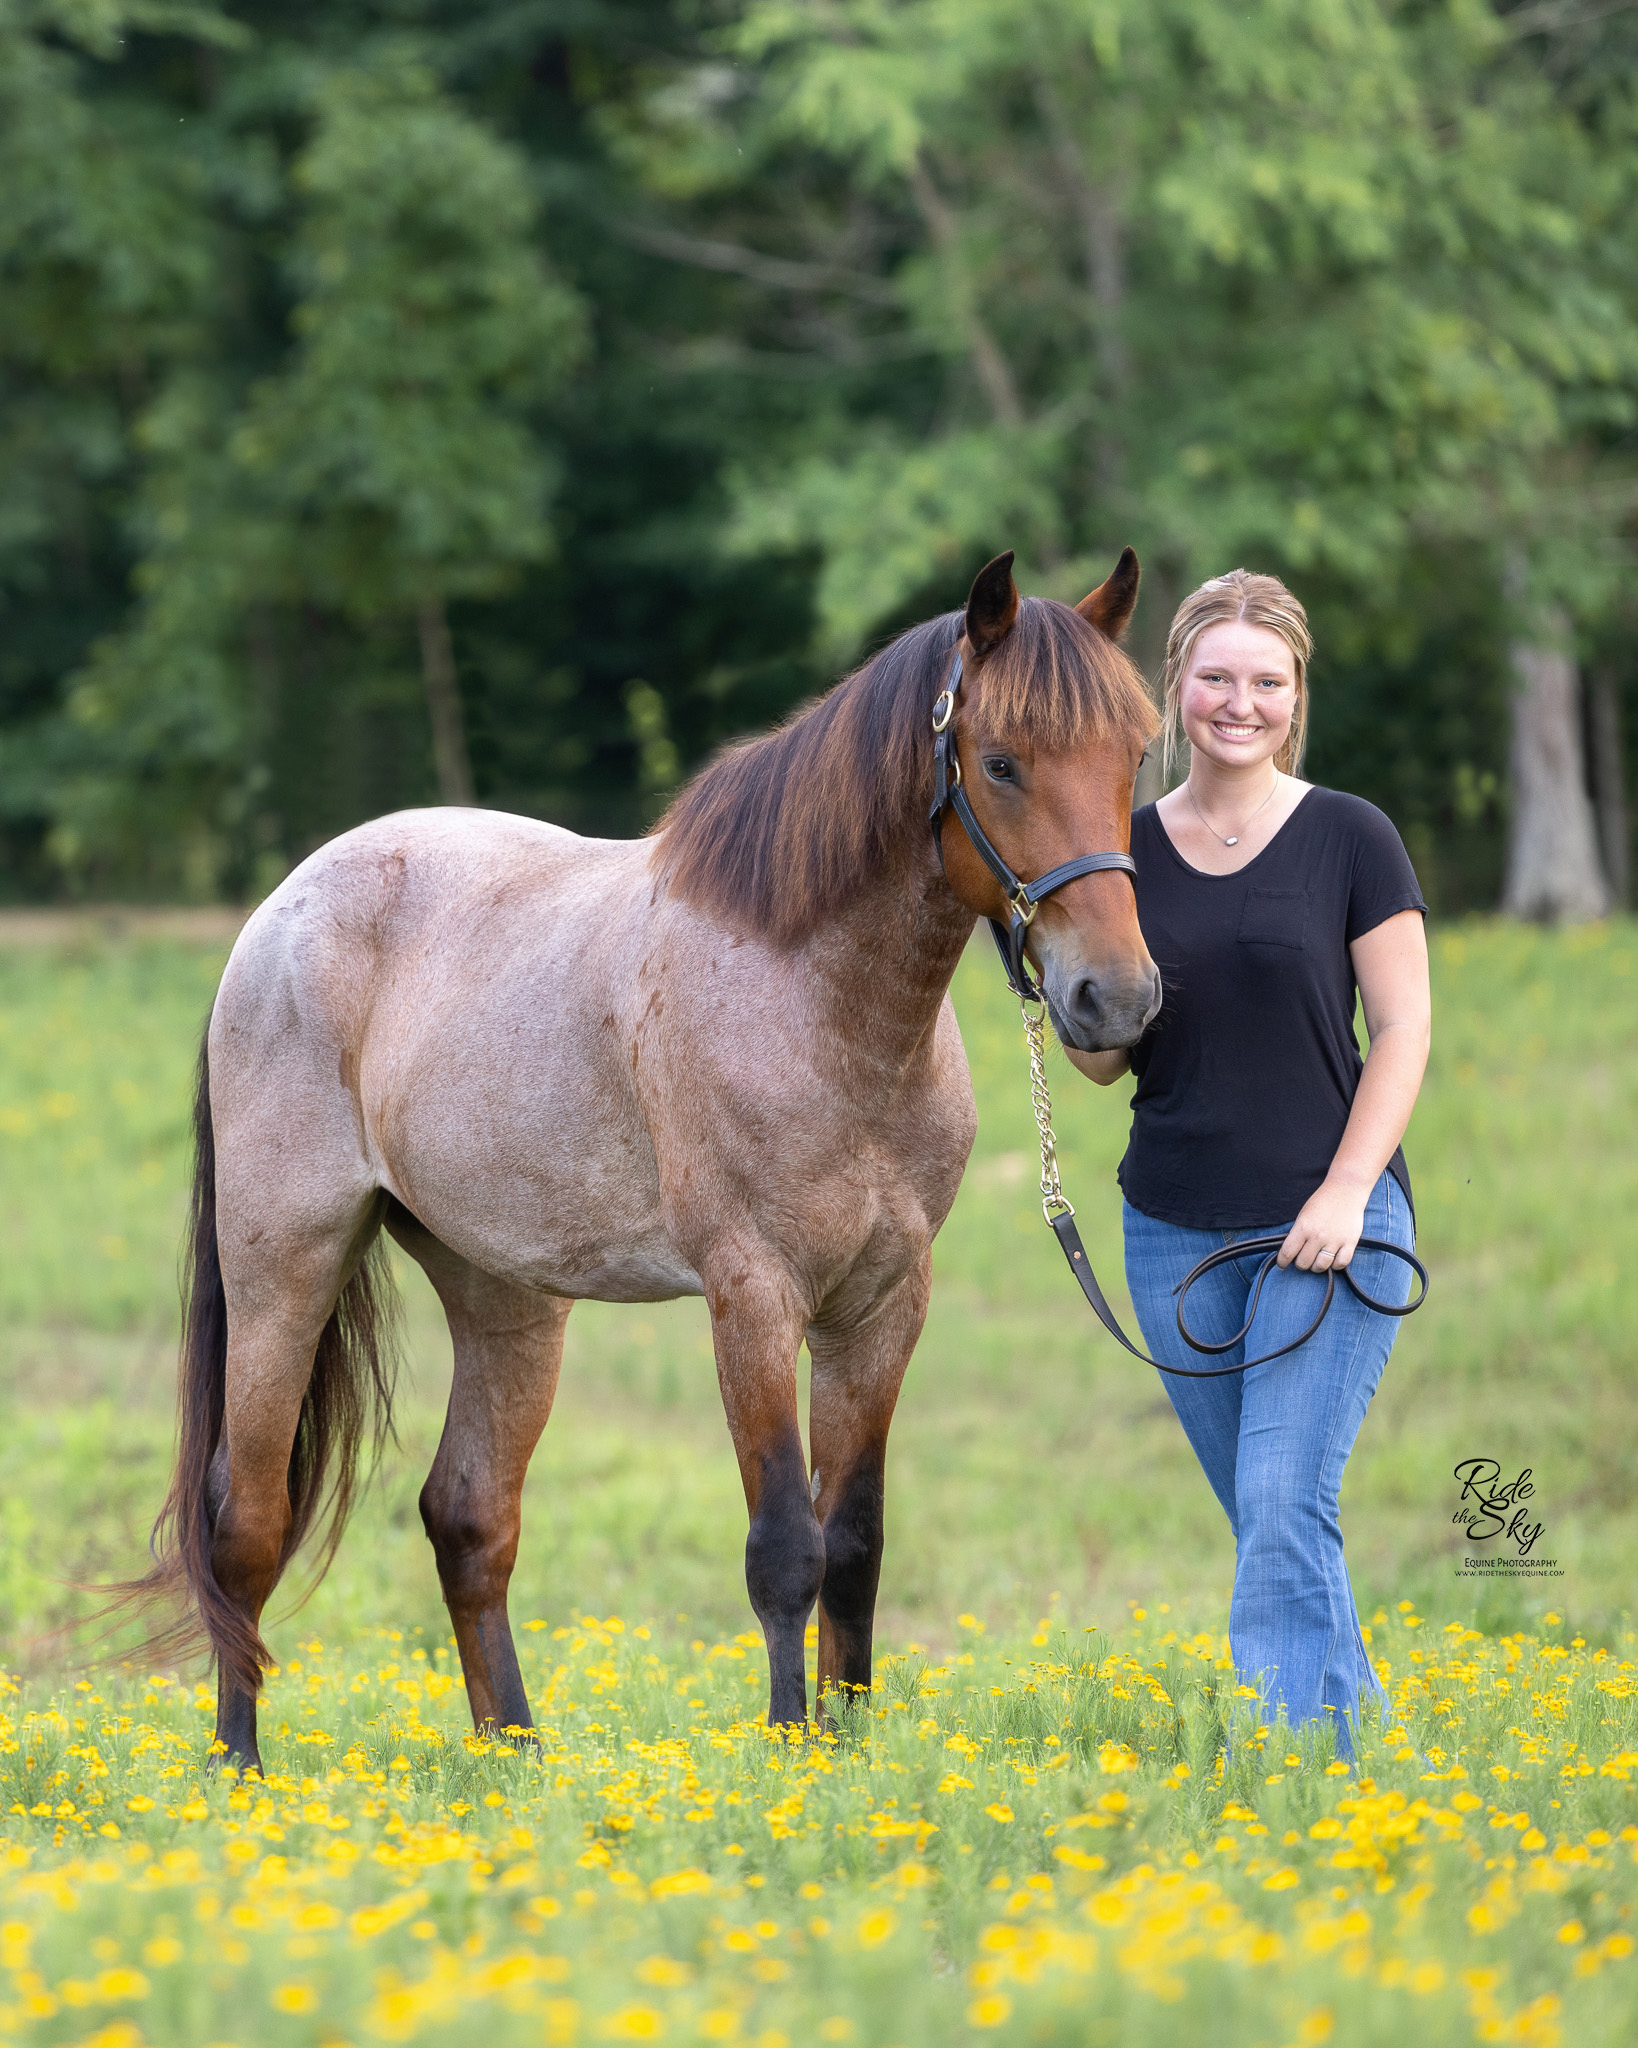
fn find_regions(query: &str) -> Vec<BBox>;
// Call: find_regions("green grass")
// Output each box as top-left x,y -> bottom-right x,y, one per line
2,916 -> 1637,2047
1,919 -> 1634,1658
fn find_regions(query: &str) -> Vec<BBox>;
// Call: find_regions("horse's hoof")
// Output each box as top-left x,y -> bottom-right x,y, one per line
207,1748 -> 263,1779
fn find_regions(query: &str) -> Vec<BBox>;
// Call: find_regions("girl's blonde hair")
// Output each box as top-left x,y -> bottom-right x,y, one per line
1161,569 -> 1313,779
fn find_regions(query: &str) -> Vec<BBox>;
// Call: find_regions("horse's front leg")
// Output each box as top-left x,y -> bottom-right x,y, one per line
707,1257 -> 825,1726
808,1253 -> 930,1713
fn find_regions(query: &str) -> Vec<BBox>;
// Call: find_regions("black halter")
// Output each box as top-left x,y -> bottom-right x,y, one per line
928,648 -> 1136,1001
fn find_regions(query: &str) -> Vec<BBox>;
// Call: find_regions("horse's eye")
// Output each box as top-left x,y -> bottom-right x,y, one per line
983,755 -> 1015,784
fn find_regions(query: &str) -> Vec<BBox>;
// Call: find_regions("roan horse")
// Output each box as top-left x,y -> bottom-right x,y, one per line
124,550 -> 1160,1772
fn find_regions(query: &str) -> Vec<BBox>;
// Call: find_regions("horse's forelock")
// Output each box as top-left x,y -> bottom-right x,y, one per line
974,596 -> 1158,755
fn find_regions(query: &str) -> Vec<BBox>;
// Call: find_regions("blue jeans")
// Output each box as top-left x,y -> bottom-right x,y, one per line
1122,1172 -> 1413,1758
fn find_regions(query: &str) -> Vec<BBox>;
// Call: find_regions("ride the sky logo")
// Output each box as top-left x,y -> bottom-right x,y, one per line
1452,1458 -> 1544,1557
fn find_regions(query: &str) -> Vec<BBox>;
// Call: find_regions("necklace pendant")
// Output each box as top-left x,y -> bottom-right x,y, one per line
1225,836 -> 1238,846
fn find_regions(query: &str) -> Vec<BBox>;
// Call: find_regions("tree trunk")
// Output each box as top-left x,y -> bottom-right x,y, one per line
1501,606 -> 1609,923
1587,664 -> 1630,910
417,594 -> 475,807
1082,189 -> 1127,502
1031,71 -> 1128,502
907,157 -> 1024,430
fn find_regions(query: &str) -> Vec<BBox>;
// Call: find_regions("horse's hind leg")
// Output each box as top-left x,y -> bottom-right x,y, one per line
808,1254 -> 931,1711
211,1200 -> 387,1773
390,1213 -> 569,1733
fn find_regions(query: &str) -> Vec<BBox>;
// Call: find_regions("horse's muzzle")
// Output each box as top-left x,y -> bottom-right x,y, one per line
1045,961 -> 1162,1053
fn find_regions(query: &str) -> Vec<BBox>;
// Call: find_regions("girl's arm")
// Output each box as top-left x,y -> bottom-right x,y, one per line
1280,908 -> 1431,1271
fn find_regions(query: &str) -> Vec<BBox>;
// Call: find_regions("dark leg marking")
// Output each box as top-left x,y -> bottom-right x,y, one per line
818,1452 -> 886,1700
744,1433 -> 826,1726
418,1478 -> 536,1736
215,1681 -> 261,1775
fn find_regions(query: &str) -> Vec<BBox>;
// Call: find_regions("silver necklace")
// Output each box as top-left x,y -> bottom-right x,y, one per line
1185,773 -> 1280,847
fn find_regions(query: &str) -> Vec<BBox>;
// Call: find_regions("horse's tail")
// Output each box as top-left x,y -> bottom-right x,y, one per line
111,1033 -> 399,1694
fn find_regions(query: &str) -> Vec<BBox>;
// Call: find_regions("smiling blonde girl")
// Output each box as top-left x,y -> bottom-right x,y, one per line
1071,568 -> 1431,1759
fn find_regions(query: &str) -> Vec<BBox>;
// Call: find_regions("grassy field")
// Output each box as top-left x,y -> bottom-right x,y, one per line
2,914 -> 1636,2046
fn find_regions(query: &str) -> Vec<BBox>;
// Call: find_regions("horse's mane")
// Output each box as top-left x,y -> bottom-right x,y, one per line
654,595 -> 1157,946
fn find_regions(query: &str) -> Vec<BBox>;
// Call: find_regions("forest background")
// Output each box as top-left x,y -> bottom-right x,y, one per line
1,0 -> 1635,918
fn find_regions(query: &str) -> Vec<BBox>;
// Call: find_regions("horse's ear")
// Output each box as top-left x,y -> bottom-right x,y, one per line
964,550 -> 1020,659
1076,546 -> 1141,641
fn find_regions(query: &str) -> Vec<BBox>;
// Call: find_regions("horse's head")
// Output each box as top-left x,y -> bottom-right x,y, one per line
936,550 -> 1162,1052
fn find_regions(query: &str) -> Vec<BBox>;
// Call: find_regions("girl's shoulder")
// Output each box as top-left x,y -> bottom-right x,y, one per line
1296,788 -> 1428,931
1295,786 -> 1415,854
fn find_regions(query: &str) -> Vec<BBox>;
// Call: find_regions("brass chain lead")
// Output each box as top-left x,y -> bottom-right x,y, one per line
1020,995 -> 1074,1223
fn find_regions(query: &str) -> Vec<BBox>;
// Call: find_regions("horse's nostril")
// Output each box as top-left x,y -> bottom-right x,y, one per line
1069,977 -> 1103,1029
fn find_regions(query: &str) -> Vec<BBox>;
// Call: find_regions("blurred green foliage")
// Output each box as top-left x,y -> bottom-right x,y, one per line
0,0 -> 1635,905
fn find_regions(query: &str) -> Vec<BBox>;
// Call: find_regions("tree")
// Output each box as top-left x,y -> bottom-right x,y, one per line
2,0 -> 830,893
1495,0 -> 1638,919
1501,590 -> 1610,921
2,0 -> 1634,905
613,0 -> 1638,907
673,4 -> 1566,608
0,0 -> 244,891
239,57 -> 585,803
65,48 -> 586,875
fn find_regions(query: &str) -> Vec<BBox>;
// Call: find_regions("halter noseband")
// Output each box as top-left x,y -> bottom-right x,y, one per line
928,648 -> 1137,1003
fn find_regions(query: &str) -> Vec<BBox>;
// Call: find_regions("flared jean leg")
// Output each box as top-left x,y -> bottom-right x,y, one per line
1123,1176 -> 1413,1758
1119,1208 -> 1257,1528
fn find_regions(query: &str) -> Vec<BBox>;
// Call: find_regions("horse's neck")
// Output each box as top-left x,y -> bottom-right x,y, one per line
806,844 -> 977,1071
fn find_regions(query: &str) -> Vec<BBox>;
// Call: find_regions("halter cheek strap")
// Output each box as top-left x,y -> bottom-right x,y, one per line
928,649 -> 1137,1002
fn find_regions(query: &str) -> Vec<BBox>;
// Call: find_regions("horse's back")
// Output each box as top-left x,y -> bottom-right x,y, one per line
233,807 -> 639,963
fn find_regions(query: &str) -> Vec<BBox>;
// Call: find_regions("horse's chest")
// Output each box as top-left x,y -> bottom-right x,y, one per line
676,1070 -> 971,1311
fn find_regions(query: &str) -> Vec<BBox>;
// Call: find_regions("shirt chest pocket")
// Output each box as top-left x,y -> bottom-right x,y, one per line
1236,886 -> 1310,949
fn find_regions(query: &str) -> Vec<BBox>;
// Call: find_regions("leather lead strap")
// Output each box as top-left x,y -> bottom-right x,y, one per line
1050,1212 -> 1429,1378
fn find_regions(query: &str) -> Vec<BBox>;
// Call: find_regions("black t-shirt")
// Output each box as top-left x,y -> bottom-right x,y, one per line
1117,788 -> 1427,1229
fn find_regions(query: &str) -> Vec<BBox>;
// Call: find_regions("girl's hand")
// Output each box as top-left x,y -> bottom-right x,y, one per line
1279,1177 -> 1370,1272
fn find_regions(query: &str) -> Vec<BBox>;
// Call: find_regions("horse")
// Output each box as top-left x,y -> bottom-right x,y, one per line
123,549 -> 1161,1773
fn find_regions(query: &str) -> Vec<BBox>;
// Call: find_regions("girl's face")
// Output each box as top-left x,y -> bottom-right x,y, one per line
1178,621 -> 1299,773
